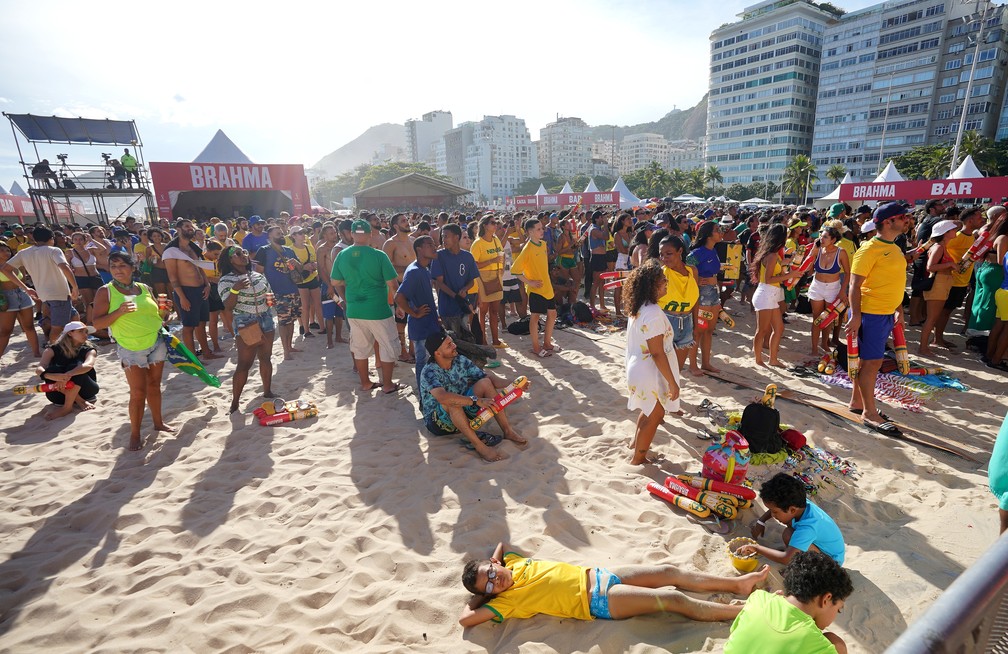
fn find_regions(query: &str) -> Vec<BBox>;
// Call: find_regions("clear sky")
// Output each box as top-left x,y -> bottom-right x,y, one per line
0,0 -> 883,187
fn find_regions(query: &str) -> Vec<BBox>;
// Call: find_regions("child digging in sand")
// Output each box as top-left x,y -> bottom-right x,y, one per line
458,541 -> 769,626
725,550 -> 853,654
745,473 -> 845,565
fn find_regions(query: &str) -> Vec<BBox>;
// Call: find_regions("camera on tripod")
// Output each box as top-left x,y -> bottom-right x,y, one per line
101,153 -> 111,162
56,153 -> 68,163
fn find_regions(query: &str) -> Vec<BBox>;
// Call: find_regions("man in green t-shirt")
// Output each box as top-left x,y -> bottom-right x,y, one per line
725,550 -> 853,653
331,219 -> 405,394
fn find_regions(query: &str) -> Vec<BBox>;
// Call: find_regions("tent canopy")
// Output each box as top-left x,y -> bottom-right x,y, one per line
949,155 -> 984,179
873,161 -> 905,183
740,197 -> 771,204
583,178 -> 599,193
5,113 -> 139,145
354,172 -> 471,209
559,182 -> 573,194
535,183 -> 548,195
193,130 -> 254,164
673,193 -> 702,201
610,177 -> 640,210
9,181 -> 28,196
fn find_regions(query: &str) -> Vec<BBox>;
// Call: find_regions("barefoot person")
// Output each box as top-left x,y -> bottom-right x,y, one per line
807,226 -> 850,355
624,259 -> 682,465
658,235 -> 703,377
918,219 -> 958,356
35,321 -> 99,420
163,219 -> 219,360
725,551 -> 853,654
459,540 -> 769,626
686,221 -> 724,373
751,224 -> 804,367
218,246 -> 276,414
419,331 -> 528,462
253,225 -> 304,360
845,202 -> 911,436
92,252 -> 174,451
382,213 -> 417,362
315,222 -> 346,347
0,241 -> 41,360
289,227 -> 322,340
331,219 -> 404,394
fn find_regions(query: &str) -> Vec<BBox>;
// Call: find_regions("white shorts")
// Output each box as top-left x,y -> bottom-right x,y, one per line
615,253 -> 631,270
807,278 -> 842,303
348,317 -> 399,363
752,283 -> 784,311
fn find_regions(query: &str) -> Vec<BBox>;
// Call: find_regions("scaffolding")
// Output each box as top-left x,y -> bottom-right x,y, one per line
4,113 -> 157,226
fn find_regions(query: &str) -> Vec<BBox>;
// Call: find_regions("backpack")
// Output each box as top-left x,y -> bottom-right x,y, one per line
702,430 -> 751,484
739,399 -> 783,454
507,317 -> 531,335
572,301 -> 593,324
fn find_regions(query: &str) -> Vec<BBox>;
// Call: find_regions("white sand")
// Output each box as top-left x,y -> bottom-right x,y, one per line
0,308 -> 1005,653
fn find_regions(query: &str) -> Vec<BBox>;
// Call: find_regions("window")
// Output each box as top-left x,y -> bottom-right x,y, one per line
939,93 -> 955,103
945,59 -> 962,70
948,42 -> 966,54
964,119 -> 983,130
942,76 -> 959,87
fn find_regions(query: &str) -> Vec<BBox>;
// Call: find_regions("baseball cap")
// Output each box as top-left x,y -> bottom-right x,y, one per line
930,219 -> 958,239
855,205 -> 872,216
872,201 -> 909,223
60,320 -> 96,336
425,331 -> 448,357
249,215 -> 263,225
828,203 -> 845,218
860,221 -> 876,234
351,220 -> 371,234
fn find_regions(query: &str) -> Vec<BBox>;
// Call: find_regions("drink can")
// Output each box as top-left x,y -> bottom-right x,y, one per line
157,293 -> 168,311
265,292 -> 275,307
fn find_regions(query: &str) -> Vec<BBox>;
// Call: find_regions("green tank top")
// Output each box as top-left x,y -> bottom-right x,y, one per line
106,283 -> 162,351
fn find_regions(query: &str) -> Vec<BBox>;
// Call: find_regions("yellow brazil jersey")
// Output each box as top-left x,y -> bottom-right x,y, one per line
510,239 -> 554,300
945,231 -> 975,287
484,552 -> 591,622
659,266 -> 699,314
851,237 -> 905,315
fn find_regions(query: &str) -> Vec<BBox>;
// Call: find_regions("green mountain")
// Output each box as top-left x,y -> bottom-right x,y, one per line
589,94 -> 707,143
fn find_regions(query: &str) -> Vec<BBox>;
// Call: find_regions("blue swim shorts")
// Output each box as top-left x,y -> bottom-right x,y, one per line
857,311 -> 895,361
588,567 -> 622,619
665,312 -> 695,350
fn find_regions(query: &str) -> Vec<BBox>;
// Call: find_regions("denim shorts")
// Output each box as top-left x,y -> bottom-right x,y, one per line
698,284 -> 719,306
665,312 -> 695,349
233,311 -> 276,334
588,567 -> 622,620
2,288 -> 34,312
117,336 -> 168,369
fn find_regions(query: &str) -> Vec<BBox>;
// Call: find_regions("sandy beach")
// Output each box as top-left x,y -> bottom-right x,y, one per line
1,307 -> 1006,653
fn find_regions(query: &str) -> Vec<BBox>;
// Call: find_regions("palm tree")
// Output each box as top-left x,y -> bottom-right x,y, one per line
668,168 -> 688,196
687,168 -> 706,197
958,130 -> 992,173
826,164 -> 847,186
704,165 -> 724,197
782,155 -> 818,204
642,161 -> 670,198
922,145 -> 952,180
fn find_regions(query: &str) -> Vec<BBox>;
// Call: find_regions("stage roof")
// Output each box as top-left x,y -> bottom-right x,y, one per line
354,173 -> 471,199
4,113 -> 140,145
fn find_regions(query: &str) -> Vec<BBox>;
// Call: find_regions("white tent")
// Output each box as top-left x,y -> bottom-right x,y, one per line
611,177 -> 641,210
673,193 -> 703,202
583,178 -> 599,193
9,181 -> 27,196
817,172 -> 853,202
740,197 -> 772,205
0,184 -> 7,195
193,129 -> 254,164
949,155 -> 984,179
535,183 -> 548,195
873,161 -> 905,183
560,182 -> 573,194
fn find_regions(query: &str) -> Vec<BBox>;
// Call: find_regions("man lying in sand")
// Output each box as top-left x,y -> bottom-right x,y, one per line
419,331 -> 528,462
458,541 -> 769,626
725,550 -> 852,654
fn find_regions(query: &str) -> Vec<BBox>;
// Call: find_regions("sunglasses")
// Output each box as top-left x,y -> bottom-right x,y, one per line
484,565 -> 497,594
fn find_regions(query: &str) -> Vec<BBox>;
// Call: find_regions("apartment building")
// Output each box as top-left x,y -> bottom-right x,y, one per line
706,0 -> 836,186
538,117 -> 593,178
405,110 -> 453,165
619,133 -> 670,174
668,139 -> 706,171
441,116 -> 539,203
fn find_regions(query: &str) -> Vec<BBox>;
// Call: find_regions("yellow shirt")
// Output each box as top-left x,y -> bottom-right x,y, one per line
134,243 -> 149,261
851,237 -> 906,315
484,552 -> 591,622
510,239 -> 554,300
839,237 -> 856,264
470,236 -> 504,280
8,235 -> 31,252
760,256 -> 783,287
288,242 -> 318,284
659,266 -> 699,313
945,231 -> 975,287
233,230 -> 248,245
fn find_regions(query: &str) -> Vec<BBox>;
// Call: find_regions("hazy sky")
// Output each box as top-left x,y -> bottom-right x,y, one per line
1,0 -> 882,187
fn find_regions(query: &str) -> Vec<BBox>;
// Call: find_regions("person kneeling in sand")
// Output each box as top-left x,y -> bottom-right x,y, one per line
459,541 -> 769,626
724,550 -> 852,653
419,331 -> 528,463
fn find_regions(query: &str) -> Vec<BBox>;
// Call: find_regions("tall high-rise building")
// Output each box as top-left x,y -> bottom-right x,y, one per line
442,116 -> 539,203
538,117 -> 592,178
405,110 -> 453,165
619,133 -> 670,174
810,0 -> 1007,193
706,0 -> 837,186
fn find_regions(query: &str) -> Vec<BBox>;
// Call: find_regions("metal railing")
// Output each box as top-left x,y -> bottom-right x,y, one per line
886,531 -> 1008,654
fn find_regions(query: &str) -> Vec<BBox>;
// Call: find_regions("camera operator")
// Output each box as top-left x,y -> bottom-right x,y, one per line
106,155 -> 126,189
31,159 -> 57,189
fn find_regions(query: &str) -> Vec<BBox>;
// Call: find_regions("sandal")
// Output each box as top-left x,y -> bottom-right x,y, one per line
545,344 -> 563,353
460,431 -> 504,450
532,348 -> 553,358
382,383 -> 407,395
484,360 -> 502,369
493,341 -> 508,349
865,419 -> 902,436
851,408 -> 891,421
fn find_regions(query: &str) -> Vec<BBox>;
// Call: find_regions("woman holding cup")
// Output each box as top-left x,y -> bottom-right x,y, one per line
217,246 -> 277,414
93,251 -> 174,451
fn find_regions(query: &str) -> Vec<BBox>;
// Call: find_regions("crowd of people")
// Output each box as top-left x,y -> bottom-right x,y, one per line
1,196 -> 1006,650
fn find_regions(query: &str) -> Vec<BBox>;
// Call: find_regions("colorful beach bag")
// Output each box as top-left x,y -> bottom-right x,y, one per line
702,430 -> 751,484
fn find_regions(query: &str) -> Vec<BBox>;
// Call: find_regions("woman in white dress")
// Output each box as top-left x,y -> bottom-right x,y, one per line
624,259 -> 682,465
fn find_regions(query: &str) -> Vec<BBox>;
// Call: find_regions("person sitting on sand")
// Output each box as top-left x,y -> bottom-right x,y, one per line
92,252 -> 175,451
218,246 -> 277,414
419,331 -> 528,463
745,473 -> 845,565
624,259 -> 682,465
458,540 -> 769,626
725,550 -> 853,654
34,320 -> 99,420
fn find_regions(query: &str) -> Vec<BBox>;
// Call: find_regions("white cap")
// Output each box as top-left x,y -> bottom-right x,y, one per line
988,206 -> 1007,220
59,320 -> 96,337
860,221 -> 876,234
930,219 -> 958,239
